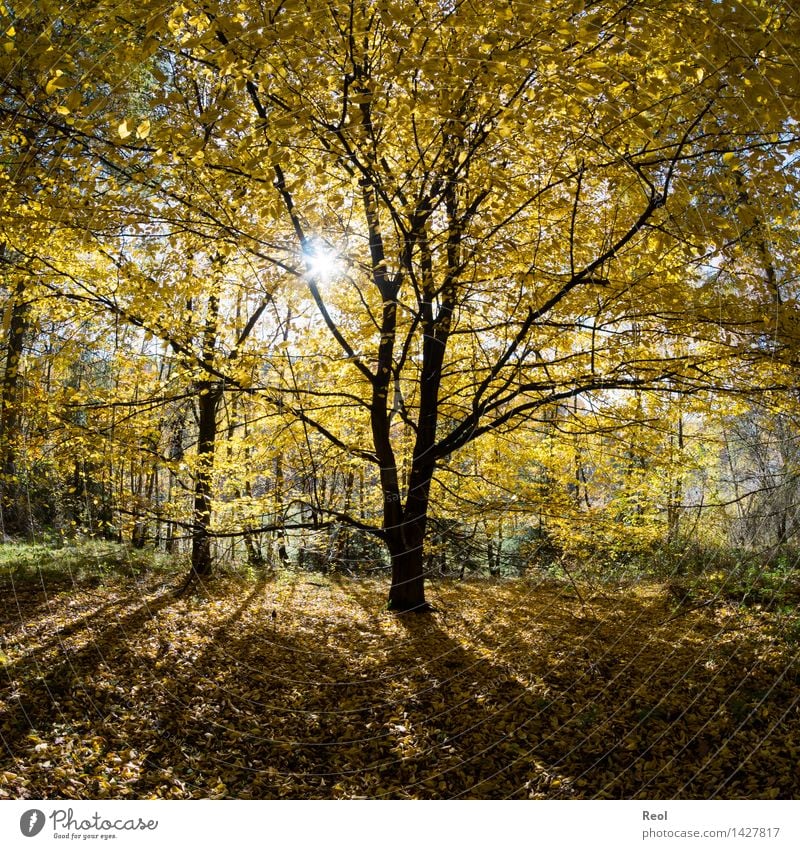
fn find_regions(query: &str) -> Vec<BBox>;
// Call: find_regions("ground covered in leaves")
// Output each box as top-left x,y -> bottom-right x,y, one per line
1,561 -> 799,799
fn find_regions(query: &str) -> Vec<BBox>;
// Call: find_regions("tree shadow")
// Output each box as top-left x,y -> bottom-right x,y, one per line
112,578 -> 548,799
1,594 -> 136,669
123,575 -> 274,797
0,576 -> 110,628
2,577 -> 797,800
372,610 -> 550,798
323,581 -> 800,799
0,585 -> 178,773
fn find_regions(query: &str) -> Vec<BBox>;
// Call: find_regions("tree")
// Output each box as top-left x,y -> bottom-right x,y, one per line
2,0 -> 798,609
154,0 -> 793,609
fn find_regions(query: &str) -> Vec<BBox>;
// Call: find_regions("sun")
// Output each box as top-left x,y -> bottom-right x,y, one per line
303,242 -> 340,282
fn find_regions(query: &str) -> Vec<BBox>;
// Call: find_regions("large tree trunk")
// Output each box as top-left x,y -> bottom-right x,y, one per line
361,150 -> 456,612
387,518 -> 429,611
386,456 -> 436,611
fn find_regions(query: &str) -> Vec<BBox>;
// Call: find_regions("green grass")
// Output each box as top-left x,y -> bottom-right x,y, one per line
0,540 -> 178,586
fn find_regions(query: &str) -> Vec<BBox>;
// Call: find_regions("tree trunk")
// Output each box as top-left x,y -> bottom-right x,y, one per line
361,165 -> 454,612
242,481 -> 265,568
484,520 -> 496,576
0,275 -> 30,538
225,394 -> 265,568
190,380 -> 220,577
165,400 -> 188,555
243,529 -> 264,567
131,519 -> 147,549
273,453 -> 289,563
188,291 -> 222,581
667,412 -> 684,542
386,458 -> 435,612
387,521 -> 428,612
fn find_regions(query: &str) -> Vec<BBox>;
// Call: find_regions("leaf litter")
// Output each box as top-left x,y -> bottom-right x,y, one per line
1,573 -> 798,799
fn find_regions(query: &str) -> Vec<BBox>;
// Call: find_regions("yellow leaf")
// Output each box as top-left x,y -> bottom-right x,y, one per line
136,118 -> 151,139
45,73 -> 71,96
118,120 -> 132,139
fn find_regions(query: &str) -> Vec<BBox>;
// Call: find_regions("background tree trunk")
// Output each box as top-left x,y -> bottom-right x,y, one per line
189,291 -> 221,580
0,274 -> 30,538
191,380 -> 221,577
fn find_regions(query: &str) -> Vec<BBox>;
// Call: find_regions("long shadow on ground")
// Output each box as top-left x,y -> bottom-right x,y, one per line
1,575 -> 798,798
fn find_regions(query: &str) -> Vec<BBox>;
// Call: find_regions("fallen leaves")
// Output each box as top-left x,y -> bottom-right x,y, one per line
0,573 -> 798,799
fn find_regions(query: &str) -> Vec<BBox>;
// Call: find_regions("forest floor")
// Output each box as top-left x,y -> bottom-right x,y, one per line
1,549 -> 799,799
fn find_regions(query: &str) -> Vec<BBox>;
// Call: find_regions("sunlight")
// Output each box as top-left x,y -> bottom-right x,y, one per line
303,242 -> 340,282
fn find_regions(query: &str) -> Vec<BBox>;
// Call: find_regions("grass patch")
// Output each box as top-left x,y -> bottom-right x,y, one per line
0,540 -> 179,588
